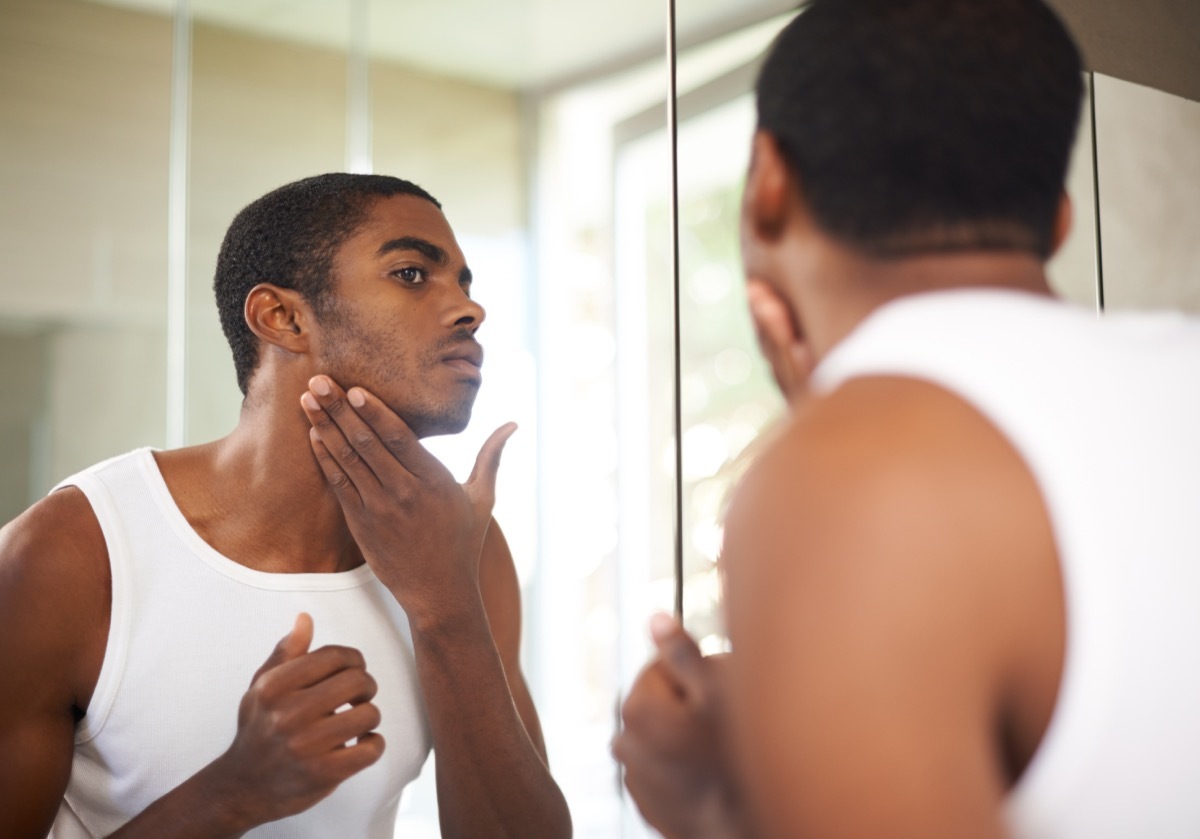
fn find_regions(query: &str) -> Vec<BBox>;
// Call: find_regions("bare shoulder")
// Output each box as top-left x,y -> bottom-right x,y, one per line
726,374 -> 1059,610
720,375 -> 1063,837
0,486 -> 111,712
0,487 -> 111,836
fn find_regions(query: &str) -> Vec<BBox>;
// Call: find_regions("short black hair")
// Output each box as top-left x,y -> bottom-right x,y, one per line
214,173 -> 441,395
757,0 -> 1083,258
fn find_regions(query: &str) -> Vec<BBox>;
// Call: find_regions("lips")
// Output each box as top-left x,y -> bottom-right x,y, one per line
441,341 -> 484,369
441,341 -> 484,382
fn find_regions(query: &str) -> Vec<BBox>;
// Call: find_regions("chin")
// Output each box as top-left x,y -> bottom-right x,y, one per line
410,413 -> 472,439
402,397 -> 477,440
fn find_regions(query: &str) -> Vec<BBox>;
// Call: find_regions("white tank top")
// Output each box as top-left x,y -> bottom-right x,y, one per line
811,288 -> 1200,838
50,448 -> 431,838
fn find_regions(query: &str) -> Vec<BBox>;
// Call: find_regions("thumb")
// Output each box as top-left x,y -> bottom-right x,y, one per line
251,612 -> 313,684
465,422 -> 518,511
649,612 -> 707,702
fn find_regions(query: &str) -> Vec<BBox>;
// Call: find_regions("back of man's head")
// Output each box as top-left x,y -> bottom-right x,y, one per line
757,0 -> 1083,259
214,173 -> 440,396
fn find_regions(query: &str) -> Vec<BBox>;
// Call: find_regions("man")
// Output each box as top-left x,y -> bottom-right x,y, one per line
0,174 -> 572,837
615,1 -> 1200,837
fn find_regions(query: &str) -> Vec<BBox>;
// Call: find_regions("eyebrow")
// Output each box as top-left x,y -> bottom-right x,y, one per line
376,236 -> 472,285
377,236 -> 448,264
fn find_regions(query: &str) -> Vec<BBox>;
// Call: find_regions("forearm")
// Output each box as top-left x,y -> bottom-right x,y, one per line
410,600 -> 571,839
106,759 -> 255,839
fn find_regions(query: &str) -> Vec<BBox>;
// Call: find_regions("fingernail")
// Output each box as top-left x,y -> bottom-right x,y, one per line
348,388 -> 365,408
300,392 -> 319,410
311,376 -> 331,397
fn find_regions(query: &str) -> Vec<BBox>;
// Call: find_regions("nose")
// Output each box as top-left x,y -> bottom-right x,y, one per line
445,284 -> 485,333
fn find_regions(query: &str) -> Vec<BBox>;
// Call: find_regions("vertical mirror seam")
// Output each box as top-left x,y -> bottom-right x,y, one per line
167,0 -> 192,447
346,0 -> 372,174
1089,71 -> 1106,315
667,0 -> 685,621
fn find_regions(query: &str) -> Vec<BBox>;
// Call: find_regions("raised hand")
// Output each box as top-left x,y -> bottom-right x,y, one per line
299,375 -> 515,625
614,614 -> 750,839
211,613 -> 384,829
745,278 -> 813,407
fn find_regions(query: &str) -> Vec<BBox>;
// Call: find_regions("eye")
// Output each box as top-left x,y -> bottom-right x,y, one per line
392,266 -> 427,286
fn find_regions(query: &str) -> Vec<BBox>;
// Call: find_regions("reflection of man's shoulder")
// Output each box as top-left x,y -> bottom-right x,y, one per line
4,483 -> 107,565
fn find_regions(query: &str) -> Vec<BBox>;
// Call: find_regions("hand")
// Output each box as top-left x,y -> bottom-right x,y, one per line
613,615 -> 749,839
213,613 -> 384,828
300,375 -> 516,624
746,278 -> 813,407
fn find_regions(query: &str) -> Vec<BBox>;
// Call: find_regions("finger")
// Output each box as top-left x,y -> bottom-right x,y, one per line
648,613 -> 708,702
614,733 -> 696,830
307,427 -> 366,511
746,279 -> 809,402
251,613 -> 314,685
302,378 -> 385,490
464,422 -> 518,511
295,664 -> 379,719
254,644 -> 369,698
293,701 -> 383,755
322,731 -> 386,780
619,661 -> 693,743
746,280 -> 794,391
342,384 -> 446,481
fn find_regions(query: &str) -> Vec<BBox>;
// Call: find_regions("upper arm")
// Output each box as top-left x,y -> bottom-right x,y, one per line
477,519 -> 548,761
721,376 -> 1061,839
0,489 -> 110,838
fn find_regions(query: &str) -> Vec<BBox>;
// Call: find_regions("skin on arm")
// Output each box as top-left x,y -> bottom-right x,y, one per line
477,519 -> 549,762
721,375 -> 1064,839
0,489 -> 109,838
301,376 -> 571,838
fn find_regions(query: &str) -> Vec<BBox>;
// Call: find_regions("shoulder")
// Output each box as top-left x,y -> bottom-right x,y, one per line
726,373 -> 1055,582
723,373 -> 1063,747
725,373 -> 1058,637
0,487 -> 111,712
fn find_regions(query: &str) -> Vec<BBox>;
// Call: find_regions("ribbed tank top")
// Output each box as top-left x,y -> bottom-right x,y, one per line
50,448 -> 431,838
812,288 -> 1200,838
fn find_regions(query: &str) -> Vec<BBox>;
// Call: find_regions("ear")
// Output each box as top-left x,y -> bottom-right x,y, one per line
743,130 -> 794,242
244,283 -> 312,355
1049,191 -> 1073,256
746,278 -> 814,405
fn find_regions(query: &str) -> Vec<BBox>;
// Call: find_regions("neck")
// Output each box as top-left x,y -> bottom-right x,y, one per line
158,380 -> 363,574
786,239 -> 1055,362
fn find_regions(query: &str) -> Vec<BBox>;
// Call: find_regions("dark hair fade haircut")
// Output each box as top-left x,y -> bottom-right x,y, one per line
756,0 -> 1084,259
214,173 -> 441,395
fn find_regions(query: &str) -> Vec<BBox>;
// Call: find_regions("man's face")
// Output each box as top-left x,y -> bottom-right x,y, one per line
315,194 -> 485,438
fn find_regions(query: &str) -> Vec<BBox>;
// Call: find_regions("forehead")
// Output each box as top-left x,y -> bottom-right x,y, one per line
337,193 -> 464,263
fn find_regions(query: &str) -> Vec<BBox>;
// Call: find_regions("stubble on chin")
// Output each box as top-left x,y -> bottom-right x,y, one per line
401,385 -> 480,439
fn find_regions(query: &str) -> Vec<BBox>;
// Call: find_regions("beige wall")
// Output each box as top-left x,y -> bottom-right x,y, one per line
1095,74 -> 1200,313
0,0 -> 172,511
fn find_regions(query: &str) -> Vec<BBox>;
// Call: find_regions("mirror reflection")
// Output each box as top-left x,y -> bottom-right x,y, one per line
0,0 -> 796,835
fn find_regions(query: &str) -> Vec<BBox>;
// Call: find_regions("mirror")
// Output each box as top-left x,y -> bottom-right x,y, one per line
4,0 -> 1196,836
